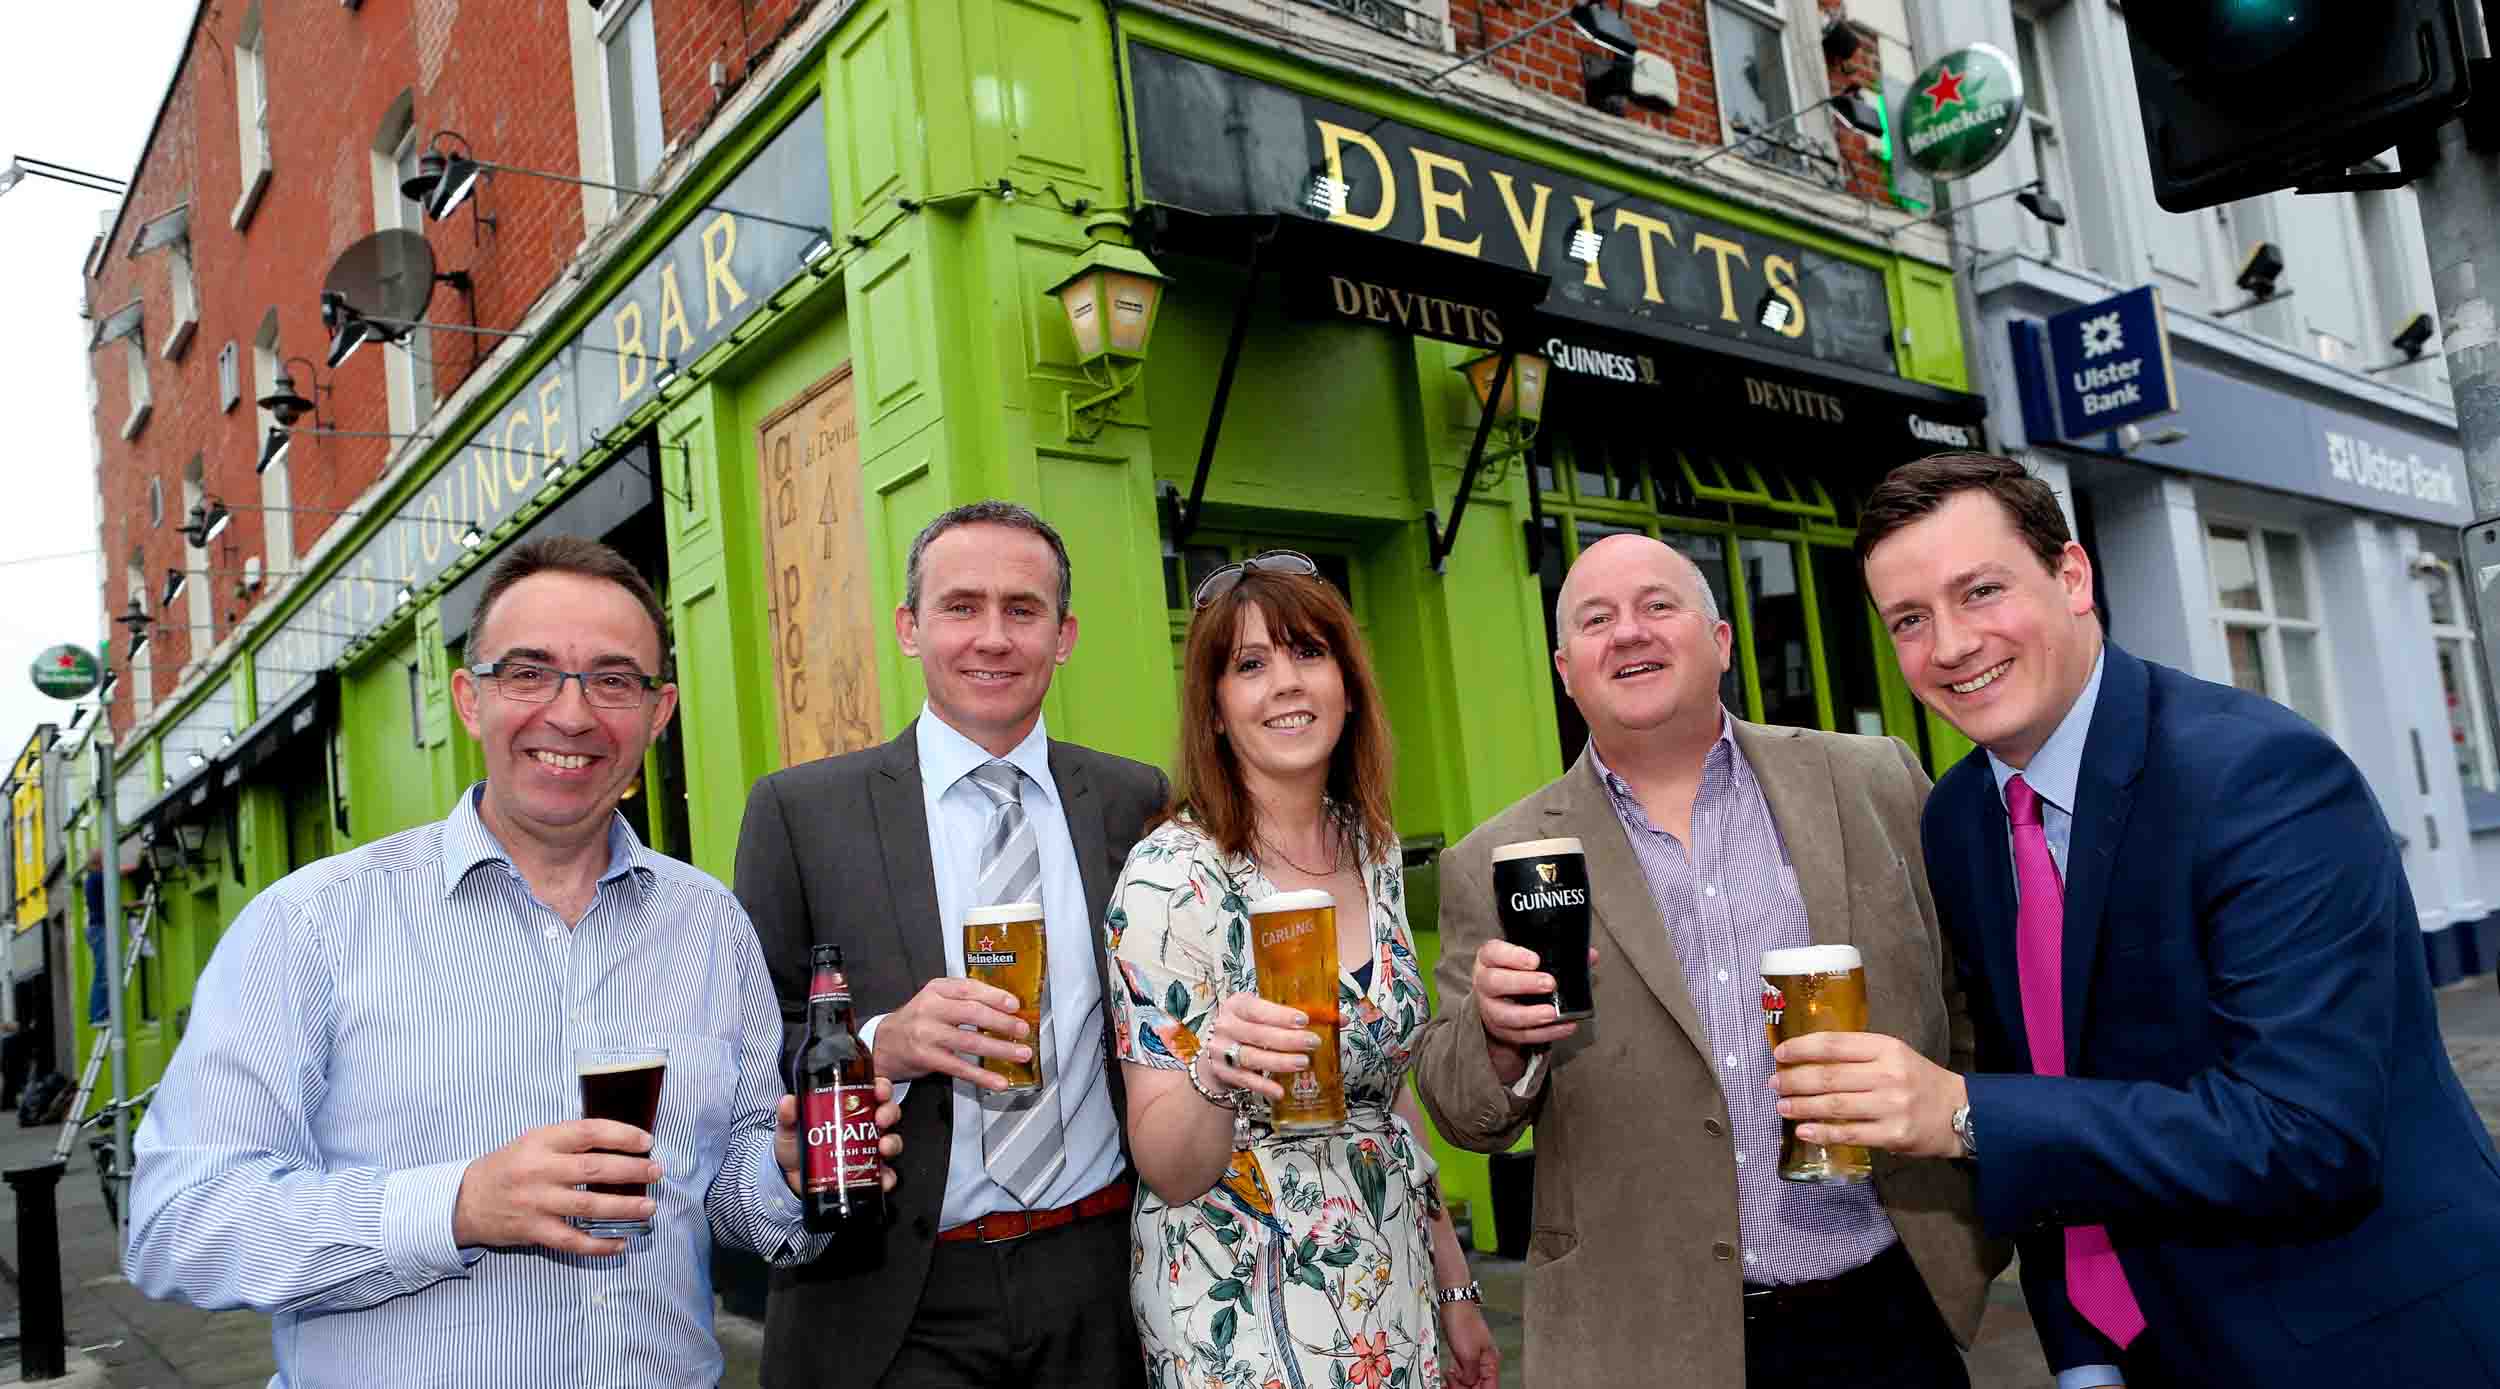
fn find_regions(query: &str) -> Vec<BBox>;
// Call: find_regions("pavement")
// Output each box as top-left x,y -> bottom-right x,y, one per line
0,970 -> 2489,1386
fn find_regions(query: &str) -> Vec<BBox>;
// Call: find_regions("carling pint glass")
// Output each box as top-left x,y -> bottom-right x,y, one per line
1247,889 -> 1346,1132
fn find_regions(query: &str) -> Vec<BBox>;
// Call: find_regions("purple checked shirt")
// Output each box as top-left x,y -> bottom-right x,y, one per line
1590,720 -> 1898,1286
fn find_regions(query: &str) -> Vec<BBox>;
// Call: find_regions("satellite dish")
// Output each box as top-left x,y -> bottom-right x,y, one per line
322,229 -> 438,329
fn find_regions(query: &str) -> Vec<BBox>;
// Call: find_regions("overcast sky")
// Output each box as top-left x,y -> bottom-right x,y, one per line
0,8 -> 194,762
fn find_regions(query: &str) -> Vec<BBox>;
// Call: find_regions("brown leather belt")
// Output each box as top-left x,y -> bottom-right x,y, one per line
936,1177 -> 1135,1245
1742,1241 -> 1908,1320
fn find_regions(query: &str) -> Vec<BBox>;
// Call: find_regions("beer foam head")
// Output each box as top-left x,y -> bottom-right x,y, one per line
1492,837 -> 1584,863
1248,888 -> 1334,914
576,1057 -> 665,1076
964,902 -> 1043,926
1760,944 -> 1861,975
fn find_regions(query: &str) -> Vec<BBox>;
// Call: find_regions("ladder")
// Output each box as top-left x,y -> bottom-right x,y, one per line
52,881 -> 162,1163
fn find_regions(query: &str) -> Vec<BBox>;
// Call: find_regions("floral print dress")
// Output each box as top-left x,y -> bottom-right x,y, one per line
1108,815 -> 1442,1389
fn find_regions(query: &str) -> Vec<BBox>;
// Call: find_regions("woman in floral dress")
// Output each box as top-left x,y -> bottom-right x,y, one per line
1108,553 -> 1498,1389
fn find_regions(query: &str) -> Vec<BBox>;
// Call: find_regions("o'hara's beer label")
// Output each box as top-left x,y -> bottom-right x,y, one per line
1258,914 -> 1319,949
801,1082 -> 884,1193
966,933 -> 1018,969
807,972 -> 852,1006
1761,980 -> 1787,1026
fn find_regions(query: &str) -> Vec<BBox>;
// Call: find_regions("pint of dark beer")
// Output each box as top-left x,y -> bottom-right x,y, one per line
1491,838 -> 1594,1021
1248,890 -> 1347,1133
963,902 -> 1046,1091
1761,944 -> 1872,1183
575,1044 -> 667,1236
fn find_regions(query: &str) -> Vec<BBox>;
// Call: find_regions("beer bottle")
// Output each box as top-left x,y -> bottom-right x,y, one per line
797,943 -> 885,1238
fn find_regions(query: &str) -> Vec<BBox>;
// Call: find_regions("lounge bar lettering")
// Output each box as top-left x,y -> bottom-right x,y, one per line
1128,45 -> 1897,375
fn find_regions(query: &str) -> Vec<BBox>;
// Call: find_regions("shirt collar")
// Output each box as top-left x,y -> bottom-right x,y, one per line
915,704 -> 1059,808
1586,711 -> 1737,815
439,783 -> 653,900
1987,646 -> 2106,819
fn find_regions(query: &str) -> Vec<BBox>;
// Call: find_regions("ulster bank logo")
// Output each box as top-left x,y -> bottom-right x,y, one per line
1535,862 -> 1557,885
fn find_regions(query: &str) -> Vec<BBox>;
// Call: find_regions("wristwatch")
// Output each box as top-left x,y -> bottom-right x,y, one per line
1435,1281 -> 1483,1305
1950,1103 -> 1977,1159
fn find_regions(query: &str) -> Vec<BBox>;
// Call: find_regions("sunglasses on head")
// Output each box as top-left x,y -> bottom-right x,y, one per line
1191,550 -> 1319,610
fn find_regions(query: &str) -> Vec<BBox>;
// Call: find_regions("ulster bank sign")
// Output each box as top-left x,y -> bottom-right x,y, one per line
1126,45 -> 1899,377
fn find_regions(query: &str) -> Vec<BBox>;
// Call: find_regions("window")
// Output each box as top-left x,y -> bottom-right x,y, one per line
2425,555 -> 2496,792
217,340 -> 239,411
372,98 -> 434,434
122,337 -> 152,439
253,309 -> 294,567
1707,1 -> 1809,175
2013,13 -> 2071,264
601,0 -> 664,193
147,477 -> 165,530
232,2 -> 272,228
2206,521 -> 2332,731
1295,0 -> 1447,48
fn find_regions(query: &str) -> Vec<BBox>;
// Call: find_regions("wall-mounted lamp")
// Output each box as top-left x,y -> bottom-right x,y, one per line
181,499 -> 232,549
143,826 -> 181,878
258,424 -> 292,475
256,357 -> 329,427
175,819 -> 211,868
161,568 -> 188,608
2365,311 -> 2442,374
2212,242 -> 2291,320
1754,289 -> 1795,332
1044,241 -> 1169,441
1430,350 -> 1552,574
117,596 -> 152,657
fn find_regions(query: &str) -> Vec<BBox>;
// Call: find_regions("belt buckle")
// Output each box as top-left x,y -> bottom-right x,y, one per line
977,1210 -> 1037,1245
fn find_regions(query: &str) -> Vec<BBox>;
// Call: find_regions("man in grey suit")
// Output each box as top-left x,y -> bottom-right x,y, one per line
736,500 -> 1165,1389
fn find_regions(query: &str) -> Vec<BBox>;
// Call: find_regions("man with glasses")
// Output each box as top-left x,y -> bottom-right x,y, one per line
737,499 -> 1167,1389
127,535 -> 902,1388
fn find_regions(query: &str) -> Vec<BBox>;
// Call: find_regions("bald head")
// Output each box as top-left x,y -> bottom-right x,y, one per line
1555,533 -> 1720,649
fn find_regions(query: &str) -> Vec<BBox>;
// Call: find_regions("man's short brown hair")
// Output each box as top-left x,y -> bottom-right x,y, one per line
468,535 -> 672,679
1855,451 -> 2073,574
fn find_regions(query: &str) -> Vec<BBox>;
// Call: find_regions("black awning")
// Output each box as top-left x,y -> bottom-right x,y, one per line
217,670 -> 336,791
126,756 -> 218,843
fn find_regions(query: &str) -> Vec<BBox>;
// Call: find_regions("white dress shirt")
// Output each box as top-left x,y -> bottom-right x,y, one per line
865,707 -> 1124,1226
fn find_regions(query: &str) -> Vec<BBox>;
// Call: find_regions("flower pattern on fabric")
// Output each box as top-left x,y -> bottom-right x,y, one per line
1109,816 -> 1440,1389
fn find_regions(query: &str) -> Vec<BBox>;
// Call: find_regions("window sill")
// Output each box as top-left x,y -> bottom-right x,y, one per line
121,402 -> 152,441
162,317 -> 197,362
231,165 -> 271,232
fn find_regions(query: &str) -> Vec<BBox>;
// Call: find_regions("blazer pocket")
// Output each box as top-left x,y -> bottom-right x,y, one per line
1527,1227 -> 1580,1266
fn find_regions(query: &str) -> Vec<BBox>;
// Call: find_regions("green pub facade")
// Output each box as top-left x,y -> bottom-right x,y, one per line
92,0 -> 1984,1251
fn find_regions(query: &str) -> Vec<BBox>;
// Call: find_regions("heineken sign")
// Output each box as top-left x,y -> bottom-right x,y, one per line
31,644 -> 100,700
1899,44 -> 2024,181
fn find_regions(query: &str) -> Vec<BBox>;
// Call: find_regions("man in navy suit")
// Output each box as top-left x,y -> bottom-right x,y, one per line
1770,452 -> 2500,1386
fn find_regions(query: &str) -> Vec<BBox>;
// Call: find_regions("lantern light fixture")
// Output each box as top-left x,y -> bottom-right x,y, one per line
1043,240 -> 1171,440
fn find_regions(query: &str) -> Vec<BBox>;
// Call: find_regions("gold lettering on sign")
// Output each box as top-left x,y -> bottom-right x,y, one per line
538,377 -> 568,474
1570,197 -> 1606,290
702,213 -> 749,327
1611,209 -> 1675,305
754,365 -> 878,767
1690,234 -> 1750,323
1331,275 -> 1364,316
1315,121 -> 1396,233
1410,150 -> 1482,257
614,302 -> 650,401
1762,256 -> 1808,339
1489,172 -> 1550,271
656,264 -> 695,362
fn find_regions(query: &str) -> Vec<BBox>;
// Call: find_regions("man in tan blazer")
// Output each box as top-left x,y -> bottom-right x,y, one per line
1412,533 -> 2002,1388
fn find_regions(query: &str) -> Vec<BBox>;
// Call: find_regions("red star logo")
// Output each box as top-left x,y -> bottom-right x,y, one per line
55,653 -> 76,669
1922,63 -> 1967,116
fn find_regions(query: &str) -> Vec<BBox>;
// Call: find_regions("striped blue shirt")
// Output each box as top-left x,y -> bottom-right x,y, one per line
126,786 -> 816,1388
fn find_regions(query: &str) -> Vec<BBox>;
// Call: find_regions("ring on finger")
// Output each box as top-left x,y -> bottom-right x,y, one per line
1224,1040 -> 1243,1071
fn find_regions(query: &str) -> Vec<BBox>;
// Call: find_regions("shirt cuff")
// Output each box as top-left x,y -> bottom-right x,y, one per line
756,1137 -> 805,1219
2057,1366 -> 2126,1389
860,1013 -> 910,1106
382,1158 -> 484,1290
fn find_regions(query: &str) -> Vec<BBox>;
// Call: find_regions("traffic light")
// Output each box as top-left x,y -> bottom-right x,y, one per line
2129,1 -> 2473,212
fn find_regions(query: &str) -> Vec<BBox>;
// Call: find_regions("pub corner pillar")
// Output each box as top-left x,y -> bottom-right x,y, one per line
825,0 -> 1176,770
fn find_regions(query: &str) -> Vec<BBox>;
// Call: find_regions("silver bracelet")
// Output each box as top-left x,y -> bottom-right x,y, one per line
1185,1052 -> 1237,1108
1435,1281 -> 1483,1305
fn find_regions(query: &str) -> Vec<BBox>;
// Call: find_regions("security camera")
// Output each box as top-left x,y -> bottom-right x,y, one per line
2408,551 -> 2450,581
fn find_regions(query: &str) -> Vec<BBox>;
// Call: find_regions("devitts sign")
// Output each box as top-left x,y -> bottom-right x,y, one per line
1128,44 -> 1899,376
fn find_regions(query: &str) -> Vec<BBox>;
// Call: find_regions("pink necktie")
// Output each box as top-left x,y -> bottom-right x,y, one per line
2006,774 -> 2147,1350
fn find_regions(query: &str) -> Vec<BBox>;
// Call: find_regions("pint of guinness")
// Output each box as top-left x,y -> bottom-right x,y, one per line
1491,838 -> 1594,1021
575,1044 -> 668,1237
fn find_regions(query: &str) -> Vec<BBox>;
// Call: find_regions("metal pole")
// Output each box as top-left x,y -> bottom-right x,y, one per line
5,1161 -> 68,1379
93,734 -> 127,1183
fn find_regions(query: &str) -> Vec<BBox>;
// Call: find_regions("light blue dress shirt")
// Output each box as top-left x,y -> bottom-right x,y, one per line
883,707 -> 1125,1227
126,787 -> 814,1388
1983,649 -> 2124,1389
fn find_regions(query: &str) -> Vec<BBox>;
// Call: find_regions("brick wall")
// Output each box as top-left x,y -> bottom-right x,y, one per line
92,0 -> 816,736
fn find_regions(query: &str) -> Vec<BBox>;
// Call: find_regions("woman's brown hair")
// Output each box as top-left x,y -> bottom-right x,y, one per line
1164,568 -> 1395,860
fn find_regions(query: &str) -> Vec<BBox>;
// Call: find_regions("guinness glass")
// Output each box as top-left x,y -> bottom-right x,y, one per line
1760,944 -> 1873,1183
1248,890 -> 1347,1133
1491,838 -> 1594,1021
575,1044 -> 668,1236
963,902 -> 1047,1091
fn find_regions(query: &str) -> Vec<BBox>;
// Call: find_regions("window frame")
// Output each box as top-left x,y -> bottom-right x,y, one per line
2203,518 -> 2337,733
598,0 -> 665,195
372,103 -> 434,435
2012,9 -> 2072,265
2425,557 -> 2498,793
252,310 -> 294,568
122,336 -> 152,439
1703,0 -> 1827,177
232,2 -> 272,229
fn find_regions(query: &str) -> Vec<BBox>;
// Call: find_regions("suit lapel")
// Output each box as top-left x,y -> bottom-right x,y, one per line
869,725 -> 947,989
1051,743 -> 1113,922
1549,750 -> 1707,1059
2060,646 -> 2149,1070
1733,721 -> 1851,953
1963,782 -> 2029,1070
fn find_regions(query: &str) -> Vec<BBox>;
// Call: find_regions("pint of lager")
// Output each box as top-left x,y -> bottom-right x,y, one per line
963,902 -> 1047,1091
1491,838 -> 1595,1020
1760,944 -> 1872,1183
1248,889 -> 1347,1133
576,1044 -> 668,1235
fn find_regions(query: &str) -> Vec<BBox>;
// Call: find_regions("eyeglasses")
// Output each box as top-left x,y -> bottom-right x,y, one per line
1192,550 -> 1319,610
469,661 -> 661,709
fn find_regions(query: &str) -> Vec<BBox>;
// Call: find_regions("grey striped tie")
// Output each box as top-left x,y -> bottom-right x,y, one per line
966,760 -> 1065,1204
